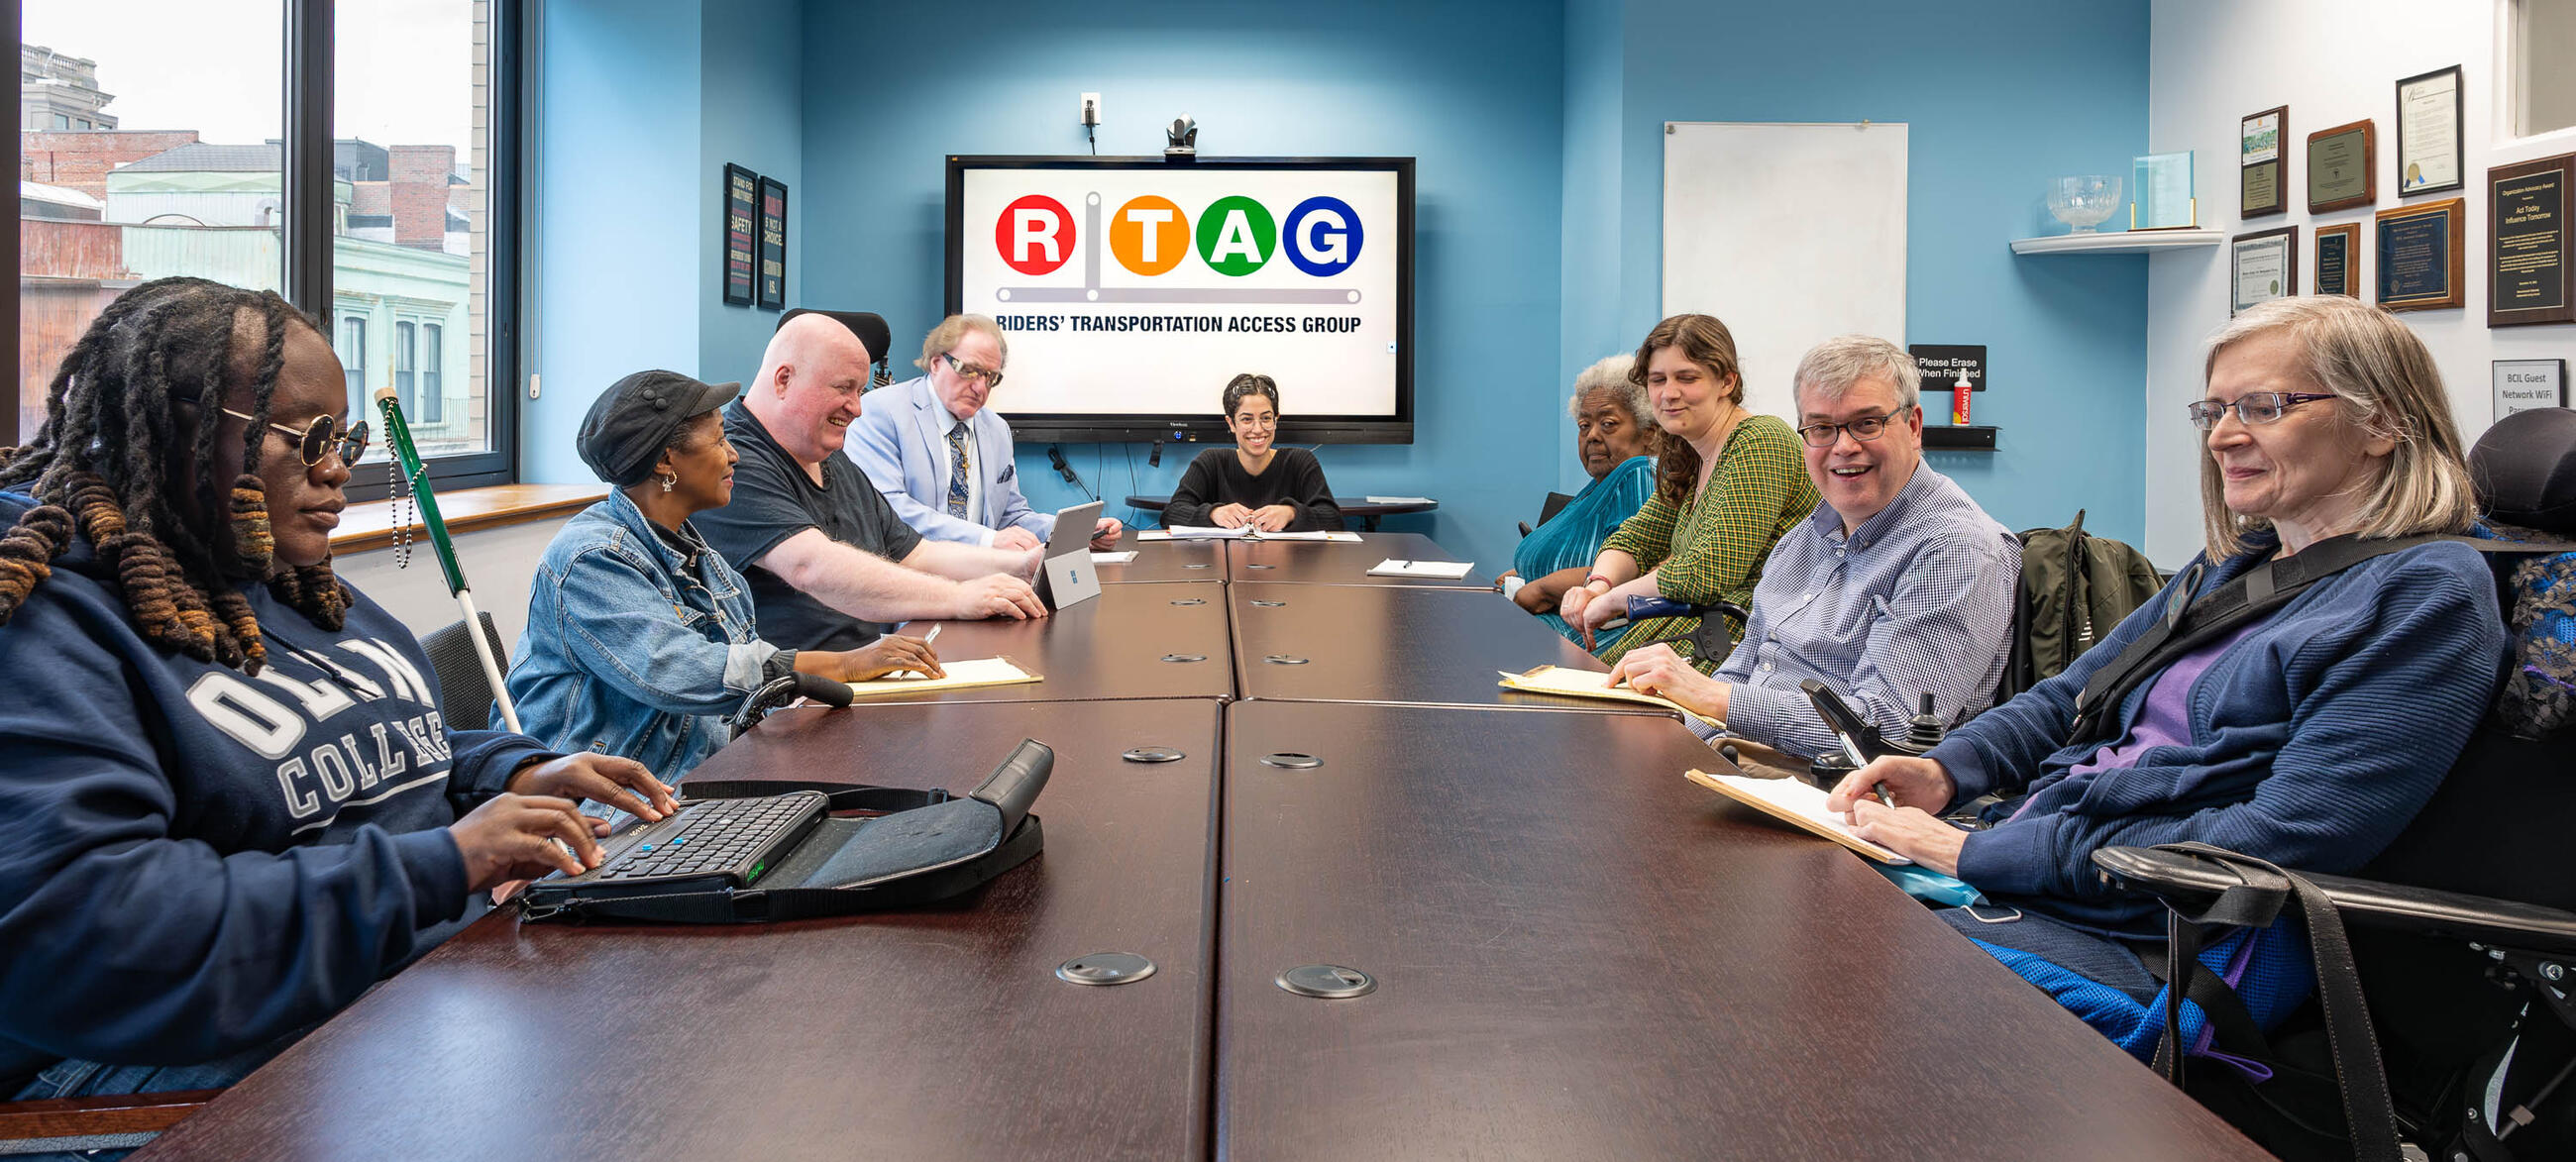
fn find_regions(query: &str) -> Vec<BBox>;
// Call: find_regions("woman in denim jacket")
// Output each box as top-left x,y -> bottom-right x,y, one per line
504,370 -> 940,778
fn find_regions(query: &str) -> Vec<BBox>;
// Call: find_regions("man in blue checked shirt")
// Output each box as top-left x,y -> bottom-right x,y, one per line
1610,335 -> 2018,760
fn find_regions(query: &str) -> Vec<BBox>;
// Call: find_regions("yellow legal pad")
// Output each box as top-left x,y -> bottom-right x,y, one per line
1496,664 -> 1712,724
845,656 -> 1042,696
1682,768 -> 1909,864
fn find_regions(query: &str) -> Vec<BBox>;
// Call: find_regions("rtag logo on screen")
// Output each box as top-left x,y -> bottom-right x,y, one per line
955,165 -> 1403,422
996,193 -> 1363,278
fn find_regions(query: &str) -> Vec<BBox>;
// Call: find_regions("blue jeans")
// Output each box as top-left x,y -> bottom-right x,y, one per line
5,898 -> 485,1159
7,1034 -> 296,1161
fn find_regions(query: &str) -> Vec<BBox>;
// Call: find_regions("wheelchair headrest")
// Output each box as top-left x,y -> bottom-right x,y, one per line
2472,407 -> 2576,533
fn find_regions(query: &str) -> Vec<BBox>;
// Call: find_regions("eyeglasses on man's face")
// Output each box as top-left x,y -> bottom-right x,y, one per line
1794,408 -> 1909,449
2187,391 -> 2337,431
225,408 -> 369,467
942,353 -> 1005,387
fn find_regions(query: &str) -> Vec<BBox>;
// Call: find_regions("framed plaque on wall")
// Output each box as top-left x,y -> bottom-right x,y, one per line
2307,119 -> 2376,213
2488,153 -> 2574,327
2241,106 -> 2287,218
2315,221 -> 2360,296
2375,197 -> 2466,312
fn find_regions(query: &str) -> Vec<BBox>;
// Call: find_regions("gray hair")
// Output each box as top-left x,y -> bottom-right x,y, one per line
2197,296 -> 2476,560
1792,335 -> 1921,412
1567,354 -> 1649,427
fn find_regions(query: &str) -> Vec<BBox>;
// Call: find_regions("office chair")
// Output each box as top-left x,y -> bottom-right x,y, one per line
1519,491 -> 1576,538
419,611 -> 507,728
2092,408 -> 2576,1161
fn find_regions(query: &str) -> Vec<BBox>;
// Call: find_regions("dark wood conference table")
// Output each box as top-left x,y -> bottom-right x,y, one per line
1219,701 -> 2261,1159
884,580 -> 1234,703
140,699 -> 1223,1162
1230,581 -> 1637,710
1092,536 -> 1225,583
1225,530 -> 1488,587
133,529 -> 2264,1160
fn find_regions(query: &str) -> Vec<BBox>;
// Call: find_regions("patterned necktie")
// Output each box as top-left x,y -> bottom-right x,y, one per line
945,421 -> 972,519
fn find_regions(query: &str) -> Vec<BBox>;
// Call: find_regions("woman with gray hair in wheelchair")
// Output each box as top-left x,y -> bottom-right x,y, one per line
1824,295 -> 2510,1053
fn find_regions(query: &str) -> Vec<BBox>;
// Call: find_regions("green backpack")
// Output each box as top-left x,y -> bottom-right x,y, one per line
1999,509 -> 2165,701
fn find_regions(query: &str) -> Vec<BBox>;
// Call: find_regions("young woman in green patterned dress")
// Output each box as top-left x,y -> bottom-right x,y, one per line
1559,314 -> 1817,672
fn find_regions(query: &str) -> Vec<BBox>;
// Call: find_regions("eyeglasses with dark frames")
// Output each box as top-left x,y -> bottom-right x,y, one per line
2186,392 -> 2337,431
223,408 -> 370,467
942,352 -> 1005,388
1794,408 -> 1911,449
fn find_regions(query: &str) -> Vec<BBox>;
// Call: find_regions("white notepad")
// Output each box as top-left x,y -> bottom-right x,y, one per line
1366,558 -> 1474,579
844,656 -> 1041,696
1089,550 -> 1139,564
1363,495 -> 1436,505
1682,769 -> 1909,864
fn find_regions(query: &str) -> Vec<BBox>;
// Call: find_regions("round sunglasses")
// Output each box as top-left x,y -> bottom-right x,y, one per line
222,408 -> 371,467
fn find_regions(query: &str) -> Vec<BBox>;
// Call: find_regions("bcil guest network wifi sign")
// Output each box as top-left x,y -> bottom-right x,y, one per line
991,191 -> 1367,304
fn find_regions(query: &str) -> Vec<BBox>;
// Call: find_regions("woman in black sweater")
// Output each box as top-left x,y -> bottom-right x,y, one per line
1162,373 -> 1342,531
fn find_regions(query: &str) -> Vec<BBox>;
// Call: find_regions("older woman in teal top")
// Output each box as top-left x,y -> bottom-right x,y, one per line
1501,355 -> 1658,650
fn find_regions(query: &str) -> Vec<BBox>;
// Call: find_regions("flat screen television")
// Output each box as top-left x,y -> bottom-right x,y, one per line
944,156 -> 1415,444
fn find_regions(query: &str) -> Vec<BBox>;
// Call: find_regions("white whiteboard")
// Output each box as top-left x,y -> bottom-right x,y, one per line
1663,122 -> 1907,421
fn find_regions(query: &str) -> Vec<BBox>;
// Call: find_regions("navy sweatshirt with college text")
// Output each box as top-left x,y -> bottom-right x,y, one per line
0,490 -> 555,1086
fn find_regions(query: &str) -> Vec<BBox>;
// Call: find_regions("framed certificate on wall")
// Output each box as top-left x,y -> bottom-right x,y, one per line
2376,197 -> 2466,311
2396,65 -> 2464,197
2241,106 -> 2287,218
2231,226 -> 2297,315
2315,221 -> 2360,296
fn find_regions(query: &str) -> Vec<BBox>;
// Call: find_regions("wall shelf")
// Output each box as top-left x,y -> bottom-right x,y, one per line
1923,425 -> 1997,451
2007,229 -> 2223,256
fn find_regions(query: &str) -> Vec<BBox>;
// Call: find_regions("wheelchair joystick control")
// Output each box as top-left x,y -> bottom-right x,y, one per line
1899,692 -> 1944,756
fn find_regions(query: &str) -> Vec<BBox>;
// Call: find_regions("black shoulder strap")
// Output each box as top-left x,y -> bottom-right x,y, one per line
2148,842 -> 2402,1162
680,778 -> 953,814
2067,532 -> 2568,744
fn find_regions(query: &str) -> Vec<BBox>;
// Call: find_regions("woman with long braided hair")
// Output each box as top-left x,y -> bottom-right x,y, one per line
0,277 -> 677,1109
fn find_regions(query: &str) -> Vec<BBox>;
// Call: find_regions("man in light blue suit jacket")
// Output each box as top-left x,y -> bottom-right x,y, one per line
844,314 -> 1123,551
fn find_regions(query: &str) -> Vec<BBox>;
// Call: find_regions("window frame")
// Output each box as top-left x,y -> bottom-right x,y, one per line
6,0 -> 523,497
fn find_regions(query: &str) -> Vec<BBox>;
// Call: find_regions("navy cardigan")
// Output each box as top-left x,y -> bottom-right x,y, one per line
1932,534 -> 2510,935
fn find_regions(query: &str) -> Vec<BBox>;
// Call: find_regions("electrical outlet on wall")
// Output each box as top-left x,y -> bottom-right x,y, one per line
1080,92 -> 1101,127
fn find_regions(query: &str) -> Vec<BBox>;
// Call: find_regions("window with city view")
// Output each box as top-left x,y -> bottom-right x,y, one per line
20,0 -> 499,465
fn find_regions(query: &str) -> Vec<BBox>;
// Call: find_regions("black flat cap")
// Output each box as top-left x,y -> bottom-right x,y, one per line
778,308 -> 891,364
578,370 -> 741,487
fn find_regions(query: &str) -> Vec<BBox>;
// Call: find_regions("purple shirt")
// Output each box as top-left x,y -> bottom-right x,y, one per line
2064,623 -> 2259,780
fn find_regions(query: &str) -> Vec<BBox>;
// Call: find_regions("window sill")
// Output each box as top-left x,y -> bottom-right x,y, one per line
331,483 -> 607,555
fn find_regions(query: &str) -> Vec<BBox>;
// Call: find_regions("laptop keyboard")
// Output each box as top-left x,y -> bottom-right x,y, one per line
582,792 -> 824,888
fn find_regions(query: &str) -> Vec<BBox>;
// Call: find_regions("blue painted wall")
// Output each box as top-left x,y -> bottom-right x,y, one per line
698,0 -> 802,387
530,0 -> 802,485
529,0 -> 701,482
796,0 -> 1565,570
1581,0 -> 2153,543
536,0 -> 2153,550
